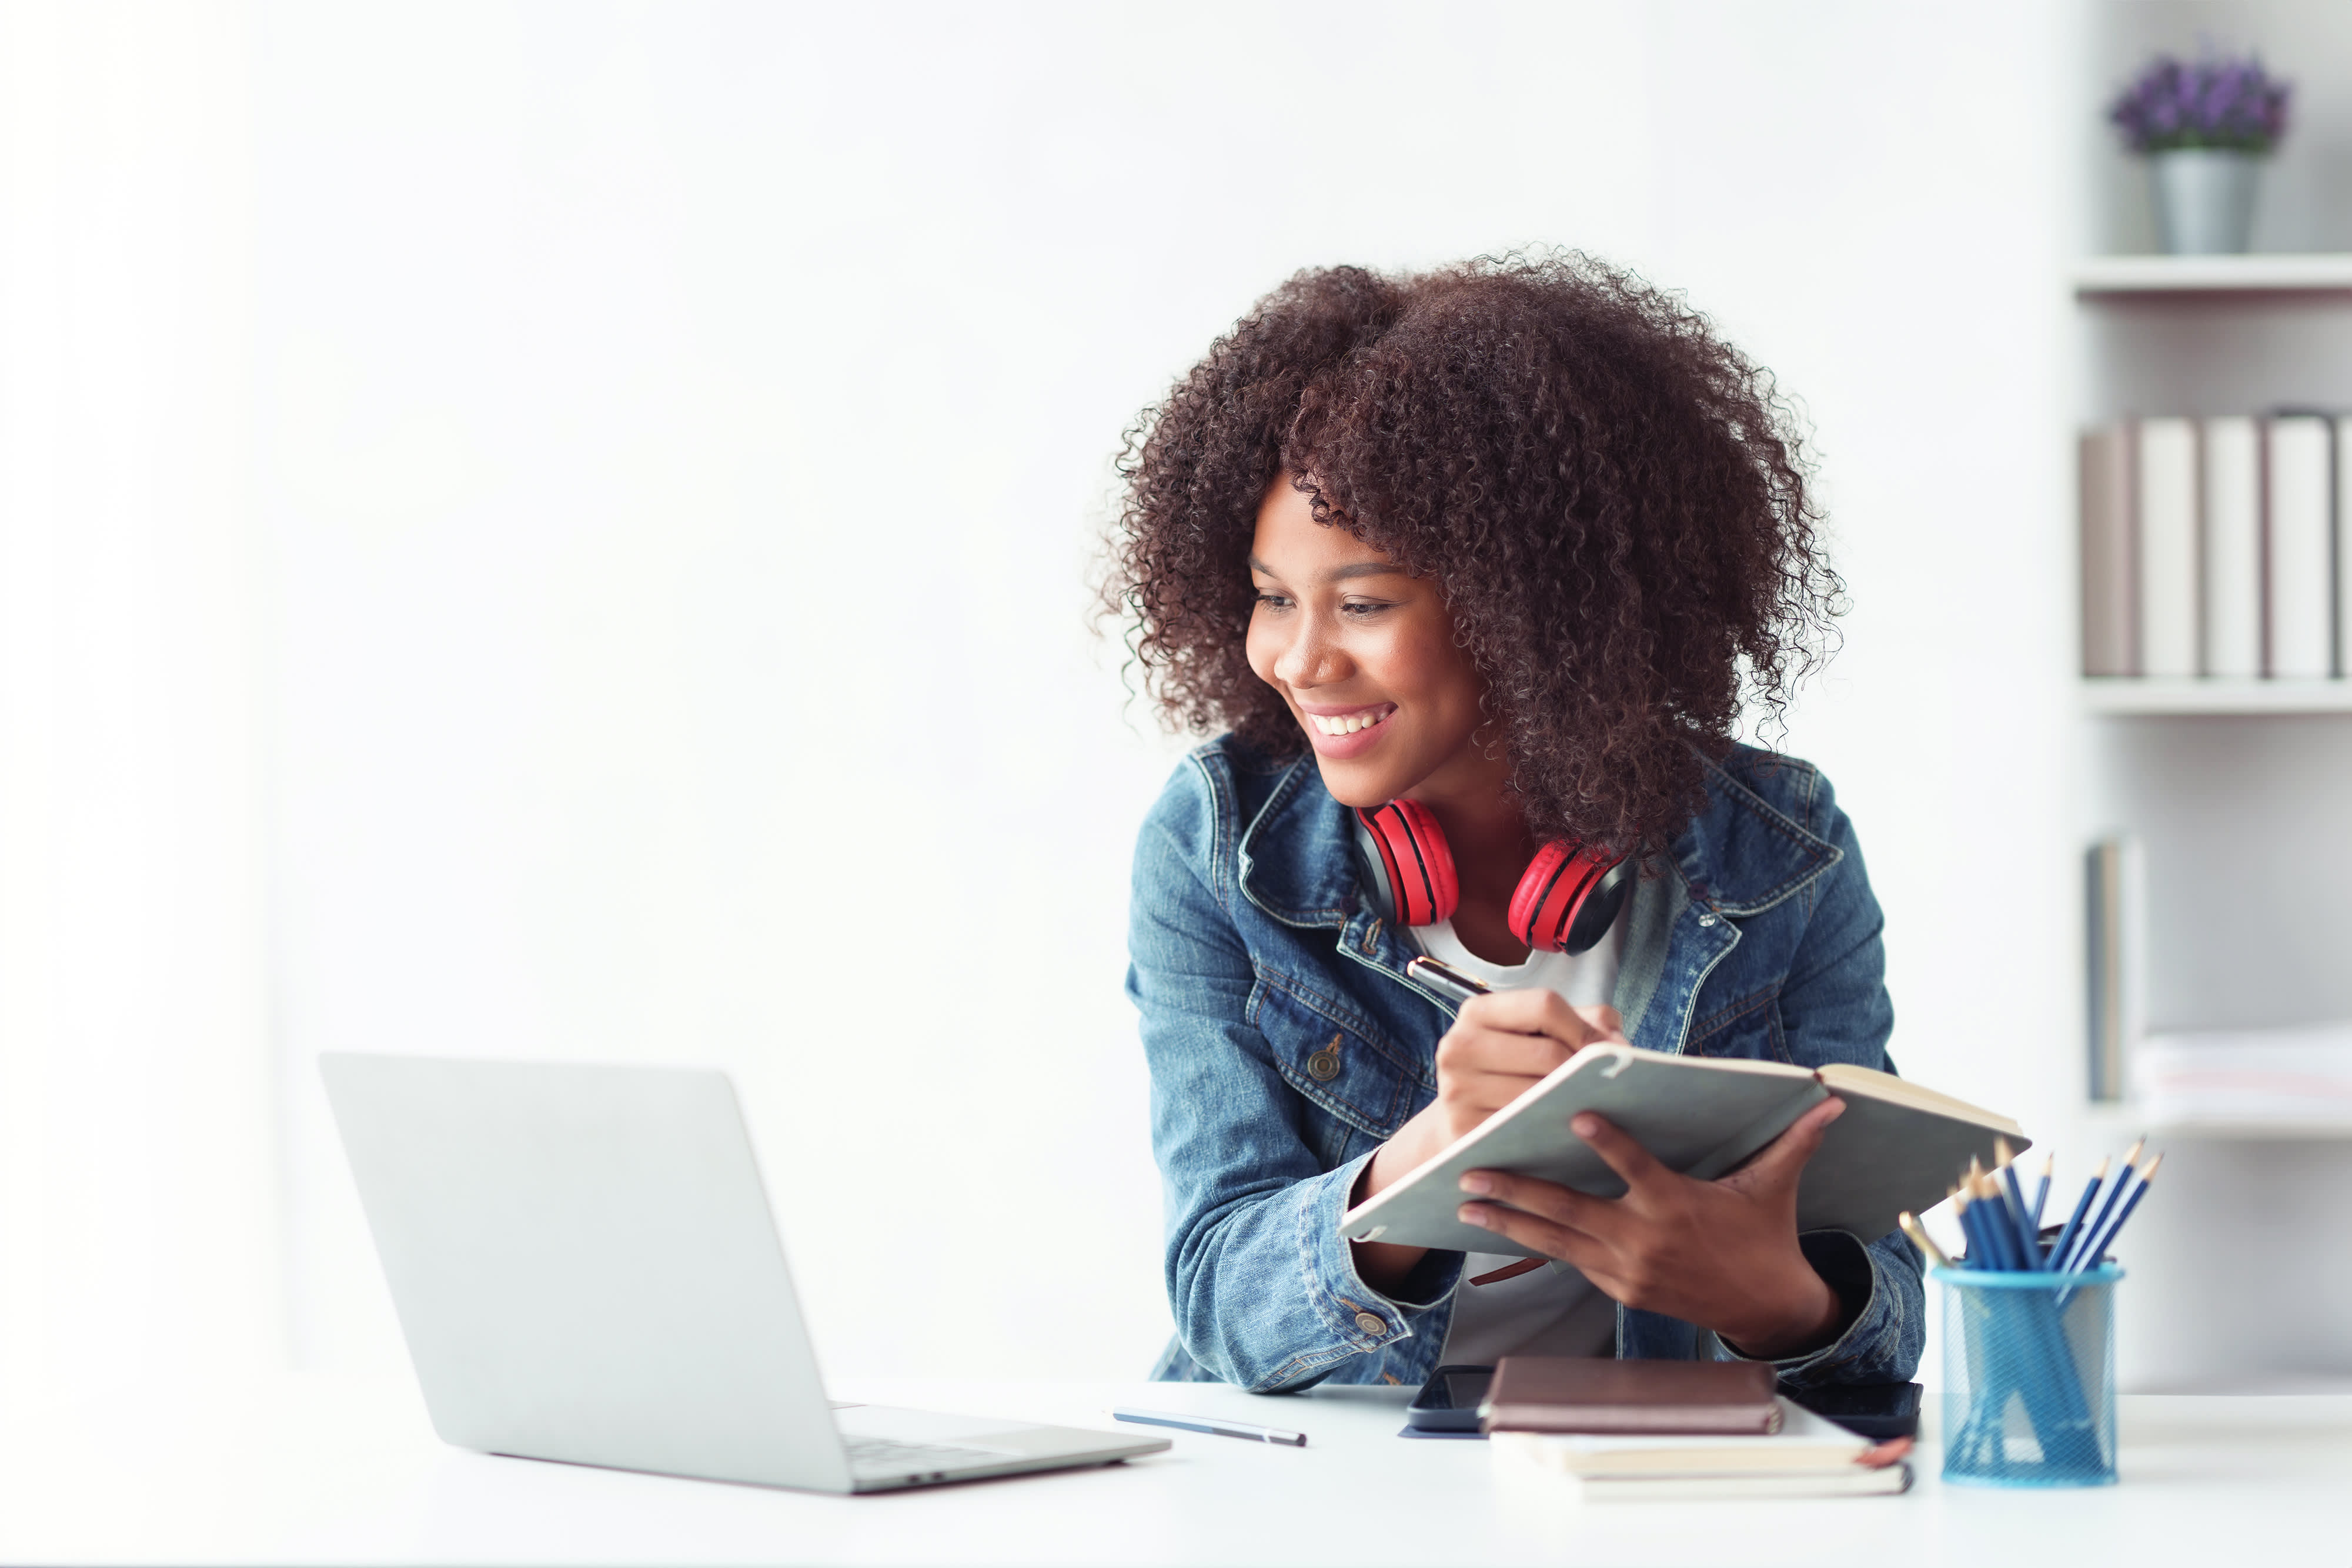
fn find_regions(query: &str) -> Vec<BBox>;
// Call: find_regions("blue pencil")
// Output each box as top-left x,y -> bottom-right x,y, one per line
1994,1141 -> 2043,1268
2069,1153 -> 2163,1276
2046,1156 -> 2107,1277
2060,1136 -> 2143,1272
2028,1152 -> 2053,1231
1953,1189 -> 1993,1269
1968,1175 -> 2023,1270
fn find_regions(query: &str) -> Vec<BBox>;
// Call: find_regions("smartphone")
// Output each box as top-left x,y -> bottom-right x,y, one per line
1787,1381 -> 1922,1440
1404,1363 -> 1495,1433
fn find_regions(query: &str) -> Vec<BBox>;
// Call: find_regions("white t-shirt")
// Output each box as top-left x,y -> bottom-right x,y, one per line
1408,894 -> 1629,1365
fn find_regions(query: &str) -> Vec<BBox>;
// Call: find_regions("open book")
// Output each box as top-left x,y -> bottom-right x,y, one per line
1338,1044 -> 2024,1258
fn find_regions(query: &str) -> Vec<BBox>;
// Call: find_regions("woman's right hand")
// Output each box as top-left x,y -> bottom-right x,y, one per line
1348,989 -> 1625,1288
1419,990 -> 1627,1149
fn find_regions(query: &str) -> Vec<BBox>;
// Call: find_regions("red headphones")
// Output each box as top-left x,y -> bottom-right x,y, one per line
1352,800 -> 1632,956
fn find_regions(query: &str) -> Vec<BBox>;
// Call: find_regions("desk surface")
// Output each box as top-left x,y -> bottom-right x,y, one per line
1,1375 -> 2343,1565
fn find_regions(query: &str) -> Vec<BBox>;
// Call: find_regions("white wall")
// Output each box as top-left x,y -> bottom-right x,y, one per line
6,0 -> 2093,1395
0,0 -> 280,1401
257,0 -> 2078,1383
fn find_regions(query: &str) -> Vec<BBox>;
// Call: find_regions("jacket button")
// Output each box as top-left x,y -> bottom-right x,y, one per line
1307,1034 -> 1343,1081
1354,1311 -> 1385,1336
1698,912 -> 1719,927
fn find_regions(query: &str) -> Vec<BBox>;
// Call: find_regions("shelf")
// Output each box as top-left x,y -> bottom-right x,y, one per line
2073,253 -> 2352,295
2080,678 -> 2352,714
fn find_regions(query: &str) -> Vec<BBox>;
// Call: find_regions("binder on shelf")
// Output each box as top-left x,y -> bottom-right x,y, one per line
2084,837 -> 2144,1104
2265,414 -> 2334,680
2337,418 -> 2352,679
2202,416 -> 2263,679
2080,424 -> 2137,677
2137,418 -> 2199,678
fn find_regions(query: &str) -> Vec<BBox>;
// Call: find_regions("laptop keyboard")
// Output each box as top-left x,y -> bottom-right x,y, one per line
846,1436 -> 1019,1477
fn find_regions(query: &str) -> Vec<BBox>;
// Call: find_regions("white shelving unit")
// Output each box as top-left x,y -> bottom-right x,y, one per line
2073,252 -> 2352,294
2080,678 -> 2352,716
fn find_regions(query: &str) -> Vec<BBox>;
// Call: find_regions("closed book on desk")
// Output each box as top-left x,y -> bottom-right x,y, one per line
1481,1357 -> 1779,1436
1338,1044 -> 2023,1259
1492,1419 -> 1912,1502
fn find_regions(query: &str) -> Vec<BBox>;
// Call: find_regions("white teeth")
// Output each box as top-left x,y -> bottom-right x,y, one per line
1312,709 -> 1390,736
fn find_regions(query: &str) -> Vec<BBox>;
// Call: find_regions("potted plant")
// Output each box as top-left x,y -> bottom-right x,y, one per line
2108,50 -> 2291,255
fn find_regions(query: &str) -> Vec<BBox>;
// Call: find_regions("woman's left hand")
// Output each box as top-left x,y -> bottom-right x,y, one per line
1454,1098 -> 1849,1359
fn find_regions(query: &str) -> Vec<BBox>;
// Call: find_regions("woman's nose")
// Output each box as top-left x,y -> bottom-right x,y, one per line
1274,616 -> 1349,688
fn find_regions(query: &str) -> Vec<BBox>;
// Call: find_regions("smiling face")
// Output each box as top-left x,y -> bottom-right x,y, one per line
1245,477 -> 1503,813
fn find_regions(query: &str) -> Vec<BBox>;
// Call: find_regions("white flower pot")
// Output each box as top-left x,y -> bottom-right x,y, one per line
2150,148 -> 2262,255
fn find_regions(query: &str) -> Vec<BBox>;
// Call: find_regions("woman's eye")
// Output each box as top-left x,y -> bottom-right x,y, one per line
1252,591 -> 1291,610
1341,600 -> 1392,617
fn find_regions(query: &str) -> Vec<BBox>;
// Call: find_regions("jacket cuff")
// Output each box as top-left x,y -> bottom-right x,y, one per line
1305,1151 -> 1464,1339
1713,1229 -> 1892,1385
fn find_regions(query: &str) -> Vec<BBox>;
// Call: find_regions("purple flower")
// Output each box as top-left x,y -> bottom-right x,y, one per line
2109,49 -> 2291,155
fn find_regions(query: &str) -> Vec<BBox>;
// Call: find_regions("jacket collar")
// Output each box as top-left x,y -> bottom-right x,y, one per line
1235,749 -> 1840,927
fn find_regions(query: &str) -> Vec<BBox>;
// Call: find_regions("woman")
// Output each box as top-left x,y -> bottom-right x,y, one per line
1105,254 -> 1921,1393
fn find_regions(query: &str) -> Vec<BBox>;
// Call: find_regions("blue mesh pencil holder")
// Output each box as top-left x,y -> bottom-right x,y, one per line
1936,1264 -> 2122,1487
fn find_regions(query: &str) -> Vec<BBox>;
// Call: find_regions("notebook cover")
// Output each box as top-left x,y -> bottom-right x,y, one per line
1481,1357 -> 1781,1436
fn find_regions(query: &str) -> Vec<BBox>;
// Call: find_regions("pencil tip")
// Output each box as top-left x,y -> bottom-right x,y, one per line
2139,1152 -> 2163,1180
1994,1136 -> 2014,1164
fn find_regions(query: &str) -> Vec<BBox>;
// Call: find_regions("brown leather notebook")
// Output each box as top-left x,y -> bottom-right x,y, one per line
1480,1356 -> 1782,1435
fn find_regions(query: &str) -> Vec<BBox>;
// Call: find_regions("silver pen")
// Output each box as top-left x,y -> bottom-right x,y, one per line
1109,1406 -> 1307,1446
1405,954 -> 1492,1006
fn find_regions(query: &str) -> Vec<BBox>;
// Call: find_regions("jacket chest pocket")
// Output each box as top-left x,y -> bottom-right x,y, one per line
1685,984 -> 1789,1064
1248,970 -> 1428,1162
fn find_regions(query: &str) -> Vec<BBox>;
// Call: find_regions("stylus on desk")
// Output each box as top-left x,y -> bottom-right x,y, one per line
1110,1407 -> 1307,1446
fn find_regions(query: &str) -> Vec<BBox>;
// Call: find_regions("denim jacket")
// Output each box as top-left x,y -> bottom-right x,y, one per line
1127,734 -> 1923,1393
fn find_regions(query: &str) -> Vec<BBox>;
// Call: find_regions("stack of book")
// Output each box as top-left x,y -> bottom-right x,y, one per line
2080,414 -> 2352,680
1482,1359 -> 1910,1502
2135,1021 -> 2352,1128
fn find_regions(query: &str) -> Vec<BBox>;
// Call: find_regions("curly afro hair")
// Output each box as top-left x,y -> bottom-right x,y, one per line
1101,251 -> 1843,858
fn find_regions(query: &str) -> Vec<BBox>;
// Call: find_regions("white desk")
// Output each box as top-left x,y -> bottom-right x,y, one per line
1,1375 -> 2341,1564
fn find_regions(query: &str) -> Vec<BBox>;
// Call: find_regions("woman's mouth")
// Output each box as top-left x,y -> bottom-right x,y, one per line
1298,702 -> 1397,758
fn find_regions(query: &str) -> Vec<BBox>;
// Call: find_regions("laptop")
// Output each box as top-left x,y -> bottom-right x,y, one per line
319,1052 -> 1169,1492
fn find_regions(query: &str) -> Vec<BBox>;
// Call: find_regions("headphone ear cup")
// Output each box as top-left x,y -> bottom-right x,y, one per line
1508,842 -> 1628,954
1352,801 -> 1458,927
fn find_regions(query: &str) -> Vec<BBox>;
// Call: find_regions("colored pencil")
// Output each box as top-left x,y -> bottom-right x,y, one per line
1899,1210 -> 1952,1270
1994,1140 -> 2043,1268
2028,1152 -> 2053,1231
2061,1137 -> 2143,1272
2070,1152 -> 2163,1275
2046,1156 -> 2107,1277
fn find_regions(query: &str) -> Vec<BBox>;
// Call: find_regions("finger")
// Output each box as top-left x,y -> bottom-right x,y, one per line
1437,1020 -> 1579,1081
1730,1096 -> 1846,1186
1455,1200 -> 1610,1270
1456,989 -> 1620,1052
1458,1167 -> 1619,1238
1569,1111 -> 1672,1192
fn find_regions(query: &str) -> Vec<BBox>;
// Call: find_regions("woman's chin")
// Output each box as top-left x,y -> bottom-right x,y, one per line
1308,751 -> 1408,810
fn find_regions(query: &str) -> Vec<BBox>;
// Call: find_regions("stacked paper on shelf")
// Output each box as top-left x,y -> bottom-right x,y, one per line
1489,1398 -> 1911,1502
2134,1022 -> 2352,1125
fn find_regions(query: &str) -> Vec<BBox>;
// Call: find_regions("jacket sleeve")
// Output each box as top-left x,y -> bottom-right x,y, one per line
1127,758 -> 1459,1391
1715,765 -> 1926,1389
